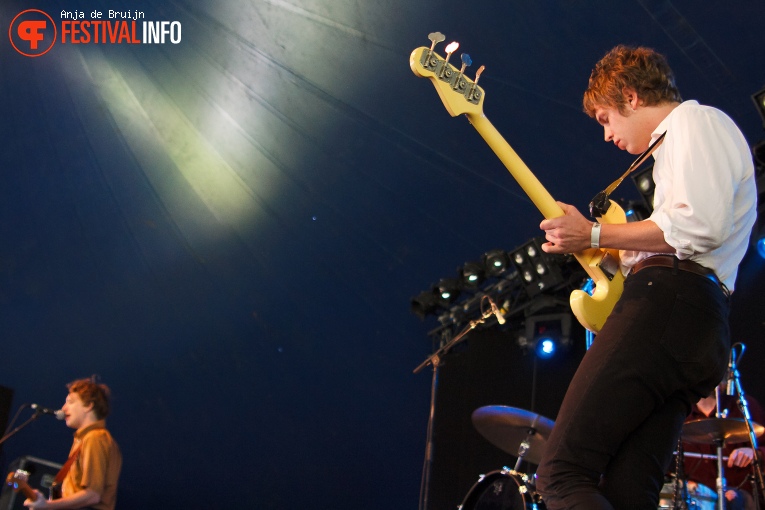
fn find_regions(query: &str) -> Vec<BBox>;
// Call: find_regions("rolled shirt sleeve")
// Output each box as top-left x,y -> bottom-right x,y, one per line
622,101 -> 757,290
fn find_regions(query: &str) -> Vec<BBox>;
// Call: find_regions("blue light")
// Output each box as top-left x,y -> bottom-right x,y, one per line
758,237 -> 765,260
536,337 -> 557,359
581,278 -> 595,296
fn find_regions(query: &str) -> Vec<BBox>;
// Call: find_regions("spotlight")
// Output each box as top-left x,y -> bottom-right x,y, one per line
460,261 -> 485,289
535,337 -> 557,359
580,278 -> 595,296
758,237 -> 765,260
630,165 -> 655,213
435,278 -> 462,306
636,173 -> 654,194
523,312 -> 572,359
510,238 -> 564,296
411,290 -> 439,319
483,249 -> 510,277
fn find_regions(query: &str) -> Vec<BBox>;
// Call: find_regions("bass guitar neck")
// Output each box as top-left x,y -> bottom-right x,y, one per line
410,38 -> 625,333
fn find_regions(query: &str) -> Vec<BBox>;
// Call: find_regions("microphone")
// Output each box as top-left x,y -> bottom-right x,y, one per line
31,404 -> 65,420
488,298 -> 506,325
726,348 -> 736,396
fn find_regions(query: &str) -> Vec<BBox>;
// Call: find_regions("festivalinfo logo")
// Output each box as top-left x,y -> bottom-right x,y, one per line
9,8 -> 182,57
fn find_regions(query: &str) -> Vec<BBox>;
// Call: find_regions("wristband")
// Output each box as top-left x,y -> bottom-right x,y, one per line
591,222 -> 602,249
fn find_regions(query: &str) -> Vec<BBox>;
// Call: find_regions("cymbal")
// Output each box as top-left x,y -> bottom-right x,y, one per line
682,418 -> 764,445
471,406 -> 555,464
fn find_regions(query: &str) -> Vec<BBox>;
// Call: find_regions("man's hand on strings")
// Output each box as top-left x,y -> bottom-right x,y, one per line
540,201 -> 593,254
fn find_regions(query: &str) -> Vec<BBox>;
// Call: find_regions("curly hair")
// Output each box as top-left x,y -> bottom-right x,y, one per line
583,45 -> 682,117
67,376 -> 111,420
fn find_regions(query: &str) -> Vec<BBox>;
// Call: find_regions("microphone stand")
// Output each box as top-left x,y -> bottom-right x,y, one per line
714,385 -> 727,510
728,344 -> 765,510
0,409 -> 44,447
414,304 -> 498,510
673,437 -> 690,509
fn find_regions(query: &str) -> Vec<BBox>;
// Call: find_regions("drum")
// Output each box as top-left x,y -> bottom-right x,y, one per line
459,468 -> 545,510
659,478 -> 716,510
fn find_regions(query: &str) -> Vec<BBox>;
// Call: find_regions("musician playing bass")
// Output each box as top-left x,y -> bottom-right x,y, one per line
535,45 -> 757,510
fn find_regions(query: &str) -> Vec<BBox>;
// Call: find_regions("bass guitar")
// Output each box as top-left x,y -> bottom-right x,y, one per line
5,469 -> 61,503
6,470 -> 41,503
410,33 -> 625,333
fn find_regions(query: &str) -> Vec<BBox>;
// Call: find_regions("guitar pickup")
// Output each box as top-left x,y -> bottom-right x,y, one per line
597,251 -> 619,281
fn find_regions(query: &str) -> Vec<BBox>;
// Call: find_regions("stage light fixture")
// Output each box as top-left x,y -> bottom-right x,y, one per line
411,290 -> 440,319
435,278 -> 462,306
483,249 -> 510,277
630,165 -> 655,213
522,312 -> 572,359
751,152 -> 764,258
460,261 -> 485,289
510,238 -> 564,296
753,87 -> 765,127
753,140 -> 765,169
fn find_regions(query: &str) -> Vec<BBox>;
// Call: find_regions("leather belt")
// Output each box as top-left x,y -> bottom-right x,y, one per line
630,255 -> 729,297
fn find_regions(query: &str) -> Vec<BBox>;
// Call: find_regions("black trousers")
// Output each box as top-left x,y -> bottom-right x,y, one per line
536,266 -> 730,510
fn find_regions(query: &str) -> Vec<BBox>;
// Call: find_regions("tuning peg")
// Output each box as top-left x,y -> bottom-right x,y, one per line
425,32 -> 446,62
474,65 -> 485,85
454,53 -> 472,89
428,32 -> 446,50
467,65 -> 485,101
443,41 -> 459,65
460,53 -> 472,72
438,41 -> 460,79
444,41 -> 459,58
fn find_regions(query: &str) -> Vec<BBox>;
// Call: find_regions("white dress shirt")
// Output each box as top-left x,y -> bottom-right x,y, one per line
620,100 -> 757,290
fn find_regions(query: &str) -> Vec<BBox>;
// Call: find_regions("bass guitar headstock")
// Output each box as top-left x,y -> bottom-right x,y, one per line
410,32 -> 486,118
6,469 -> 30,487
5,469 -> 37,501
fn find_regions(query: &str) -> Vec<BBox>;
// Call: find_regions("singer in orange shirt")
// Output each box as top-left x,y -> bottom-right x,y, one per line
24,377 -> 122,510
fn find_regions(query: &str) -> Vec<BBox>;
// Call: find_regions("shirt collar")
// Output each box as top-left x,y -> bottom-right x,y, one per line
74,419 -> 107,439
652,99 -> 699,139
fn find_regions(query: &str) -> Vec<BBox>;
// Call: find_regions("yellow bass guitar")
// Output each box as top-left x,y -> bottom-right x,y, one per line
410,35 -> 625,333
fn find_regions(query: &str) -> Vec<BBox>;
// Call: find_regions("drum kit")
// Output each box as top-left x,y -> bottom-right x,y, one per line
459,405 -> 552,510
455,344 -> 765,510
662,416 -> 765,510
459,405 -> 765,510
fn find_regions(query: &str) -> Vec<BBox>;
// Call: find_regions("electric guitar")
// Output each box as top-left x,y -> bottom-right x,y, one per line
5,469 -> 61,503
410,34 -> 625,333
6,470 -> 40,502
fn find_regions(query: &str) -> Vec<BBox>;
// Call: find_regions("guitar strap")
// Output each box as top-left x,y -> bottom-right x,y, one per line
53,443 -> 82,485
590,131 -> 667,218
606,130 -> 667,195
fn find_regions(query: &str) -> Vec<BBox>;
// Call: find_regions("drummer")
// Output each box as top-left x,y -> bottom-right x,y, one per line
679,385 -> 765,510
